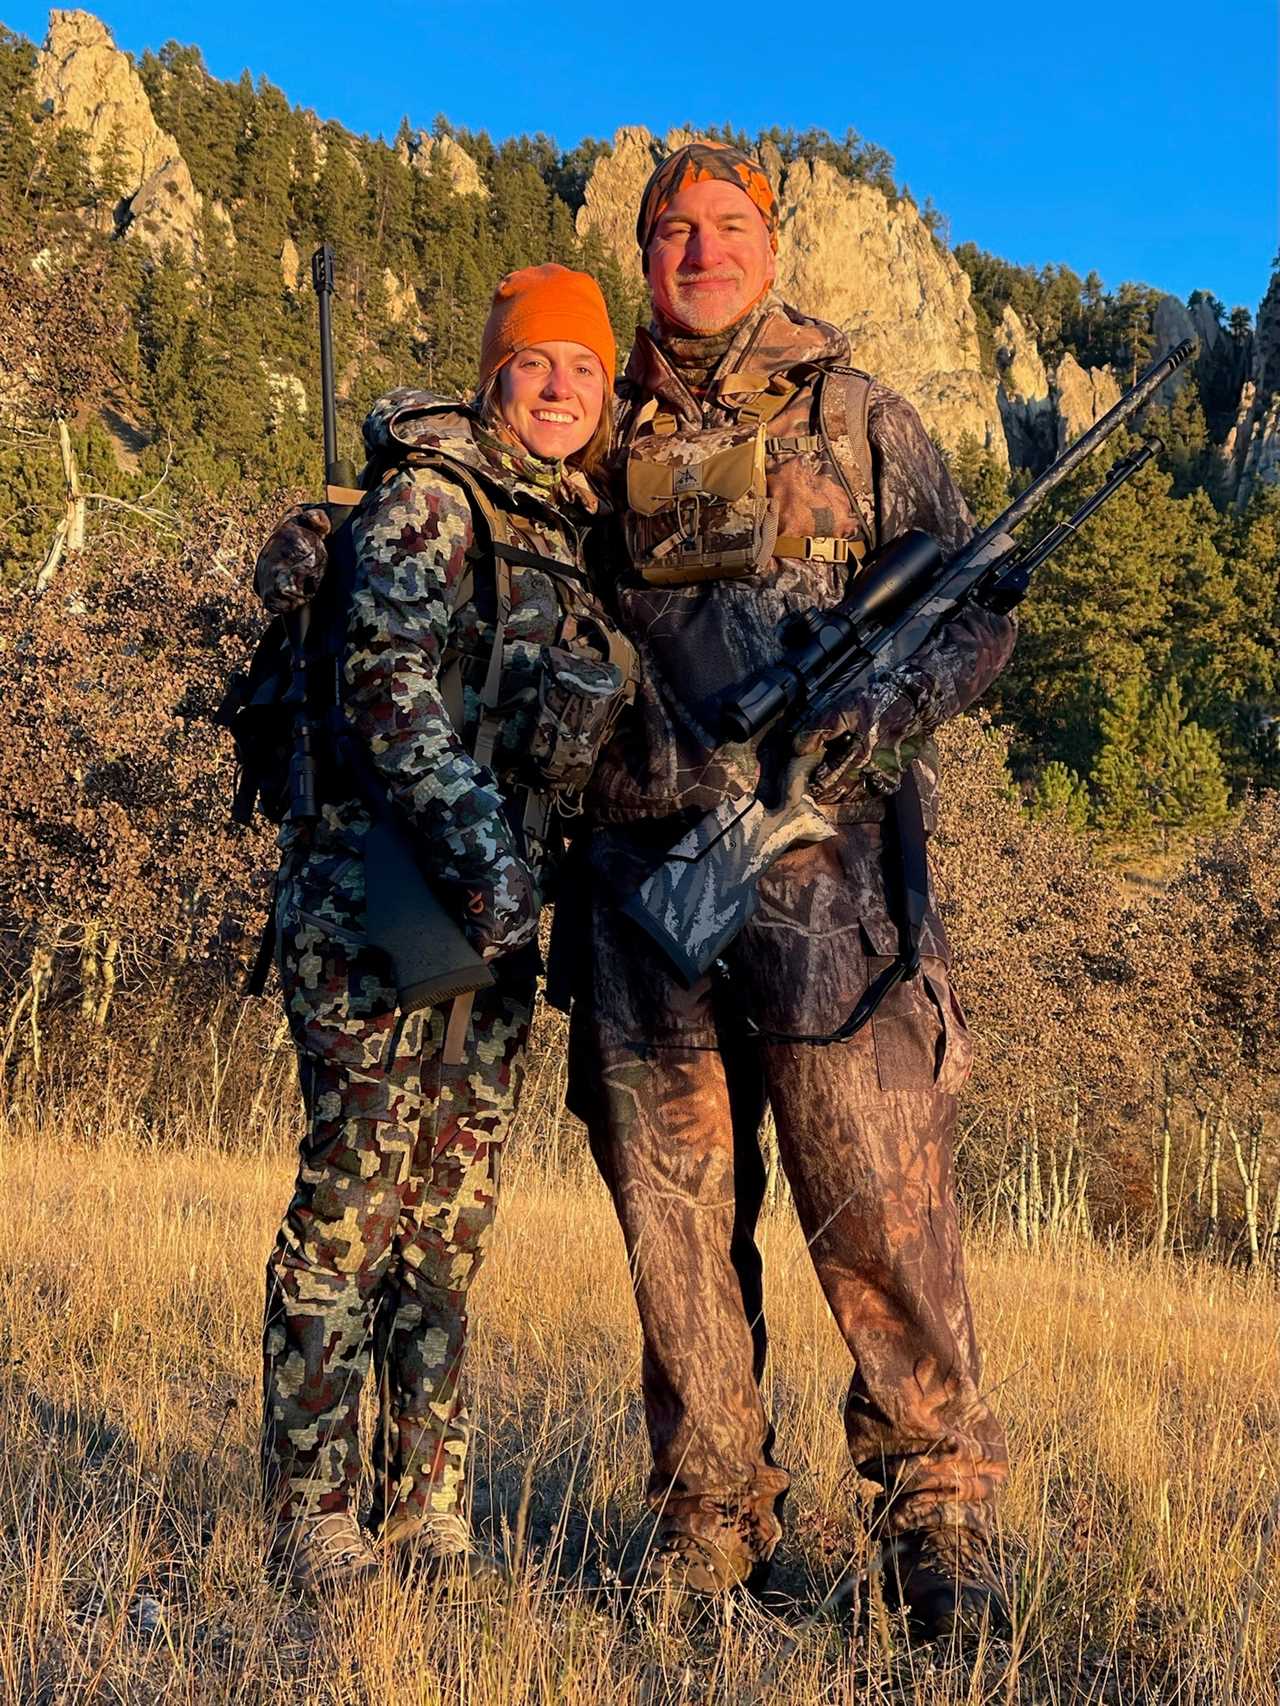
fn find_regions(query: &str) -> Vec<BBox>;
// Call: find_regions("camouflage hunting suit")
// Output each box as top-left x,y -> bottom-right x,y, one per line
555,296 -> 1016,1566
263,394 -> 612,1531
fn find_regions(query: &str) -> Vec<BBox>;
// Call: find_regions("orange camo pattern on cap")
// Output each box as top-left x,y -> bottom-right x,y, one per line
636,140 -> 778,258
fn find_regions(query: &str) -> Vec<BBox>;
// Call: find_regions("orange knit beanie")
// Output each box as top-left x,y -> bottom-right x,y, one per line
478,263 -> 616,389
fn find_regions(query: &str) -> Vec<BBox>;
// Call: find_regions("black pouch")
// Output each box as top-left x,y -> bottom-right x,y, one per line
213,619 -> 294,824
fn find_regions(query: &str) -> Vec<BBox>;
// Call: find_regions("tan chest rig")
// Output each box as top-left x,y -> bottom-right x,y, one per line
624,365 -> 877,587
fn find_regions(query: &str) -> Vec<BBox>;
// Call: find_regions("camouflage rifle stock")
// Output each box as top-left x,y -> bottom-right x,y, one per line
623,338 -> 1198,999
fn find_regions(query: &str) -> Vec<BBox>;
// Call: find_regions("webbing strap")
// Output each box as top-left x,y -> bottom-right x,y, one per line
818,367 -> 877,541
775,533 -> 866,565
718,371 -> 800,425
492,539 -> 583,577
472,547 -> 511,772
766,432 -> 822,455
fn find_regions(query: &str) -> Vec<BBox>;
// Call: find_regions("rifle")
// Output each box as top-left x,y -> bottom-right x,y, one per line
621,338 -> 1198,1022
292,246 -> 492,1048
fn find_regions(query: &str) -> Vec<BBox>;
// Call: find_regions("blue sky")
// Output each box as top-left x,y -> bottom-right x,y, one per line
9,0 -> 1276,315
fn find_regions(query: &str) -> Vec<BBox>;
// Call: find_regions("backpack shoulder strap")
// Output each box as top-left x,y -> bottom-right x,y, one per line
407,456 -> 513,763
817,366 -> 877,545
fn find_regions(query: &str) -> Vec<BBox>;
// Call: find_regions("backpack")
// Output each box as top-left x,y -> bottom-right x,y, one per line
215,439 -> 637,832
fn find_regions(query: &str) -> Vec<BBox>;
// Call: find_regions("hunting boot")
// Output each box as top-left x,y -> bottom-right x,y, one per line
877,1523 -> 1012,1644
267,1511 -> 378,1596
376,1507 -> 506,1587
620,1526 -> 764,1615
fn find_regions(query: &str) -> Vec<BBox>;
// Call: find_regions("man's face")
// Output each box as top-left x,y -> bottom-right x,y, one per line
645,178 -> 776,335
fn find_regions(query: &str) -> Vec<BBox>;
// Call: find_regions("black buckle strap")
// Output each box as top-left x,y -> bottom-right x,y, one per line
491,540 -> 583,577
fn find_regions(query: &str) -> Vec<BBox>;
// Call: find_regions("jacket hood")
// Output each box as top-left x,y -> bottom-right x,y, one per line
621,294 -> 851,425
362,388 -> 497,473
361,387 -> 602,514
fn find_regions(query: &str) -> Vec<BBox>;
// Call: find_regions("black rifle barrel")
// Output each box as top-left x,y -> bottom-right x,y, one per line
311,243 -> 340,484
964,337 -> 1197,562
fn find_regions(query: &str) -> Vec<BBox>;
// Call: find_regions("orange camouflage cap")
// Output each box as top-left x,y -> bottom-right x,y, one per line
636,140 -> 778,265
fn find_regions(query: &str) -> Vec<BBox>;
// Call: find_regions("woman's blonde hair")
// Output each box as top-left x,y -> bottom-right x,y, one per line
474,363 -> 615,482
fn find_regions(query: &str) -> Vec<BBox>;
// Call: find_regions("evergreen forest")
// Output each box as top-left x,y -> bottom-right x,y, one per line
1,19 -> 1278,852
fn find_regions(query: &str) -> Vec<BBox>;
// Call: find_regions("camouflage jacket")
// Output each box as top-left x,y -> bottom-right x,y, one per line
281,392 -> 614,935
585,294 -> 1016,830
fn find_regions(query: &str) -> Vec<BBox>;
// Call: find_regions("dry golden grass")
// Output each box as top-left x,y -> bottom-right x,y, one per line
2,1079 -> 1279,1704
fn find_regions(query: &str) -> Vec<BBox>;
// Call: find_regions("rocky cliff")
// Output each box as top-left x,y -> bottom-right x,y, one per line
576,126 -> 1005,462
994,306 -> 1054,467
1225,271 -> 1280,507
1050,352 -> 1123,453
25,18 -> 1275,499
397,130 -> 489,198
995,322 -> 1124,465
33,9 -> 205,265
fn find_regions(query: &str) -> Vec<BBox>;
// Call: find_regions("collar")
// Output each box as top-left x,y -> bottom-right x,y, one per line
474,422 -> 602,516
623,292 -> 849,427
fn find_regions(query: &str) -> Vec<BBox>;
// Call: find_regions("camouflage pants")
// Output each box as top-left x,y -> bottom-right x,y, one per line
263,869 -> 534,1528
563,822 -> 1008,1563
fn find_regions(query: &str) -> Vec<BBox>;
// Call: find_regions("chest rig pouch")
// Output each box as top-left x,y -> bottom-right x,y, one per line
624,373 -> 809,586
624,364 -> 879,589
403,452 -> 637,810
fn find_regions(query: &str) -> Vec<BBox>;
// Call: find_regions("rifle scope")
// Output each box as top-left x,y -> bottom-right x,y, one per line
720,530 -> 942,743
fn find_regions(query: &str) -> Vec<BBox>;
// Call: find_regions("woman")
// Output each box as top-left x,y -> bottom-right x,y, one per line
255,264 -> 632,1594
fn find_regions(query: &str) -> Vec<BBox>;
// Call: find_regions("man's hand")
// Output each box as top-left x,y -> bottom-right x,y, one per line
755,724 -> 825,813
254,507 -> 332,614
785,671 -> 918,801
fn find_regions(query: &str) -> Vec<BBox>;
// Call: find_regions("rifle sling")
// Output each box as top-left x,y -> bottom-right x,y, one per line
245,906 -> 279,998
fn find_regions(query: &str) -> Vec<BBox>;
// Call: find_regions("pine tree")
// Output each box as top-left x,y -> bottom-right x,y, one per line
0,27 -> 38,228
947,434 -> 1009,527
31,124 -> 91,213
1091,677 -> 1152,838
1091,678 -> 1230,843
1031,762 -> 1090,831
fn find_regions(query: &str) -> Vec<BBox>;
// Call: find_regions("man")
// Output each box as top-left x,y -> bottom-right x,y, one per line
555,140 -> 1017,1640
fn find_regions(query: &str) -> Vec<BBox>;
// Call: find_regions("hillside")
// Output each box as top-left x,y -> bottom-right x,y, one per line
3,8 -> 1278,819
0,7 -> 1277,1313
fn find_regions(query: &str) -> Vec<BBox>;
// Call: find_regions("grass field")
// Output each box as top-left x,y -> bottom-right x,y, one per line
2,1092 -> 1278,1703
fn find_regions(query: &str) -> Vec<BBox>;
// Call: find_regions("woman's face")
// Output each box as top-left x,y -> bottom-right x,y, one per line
498,341 -> 607,461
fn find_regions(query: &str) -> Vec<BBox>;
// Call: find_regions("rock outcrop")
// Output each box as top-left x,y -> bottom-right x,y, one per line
994,306 -> 1053,468
262,364 -> 307,426
398,130 -> 489,198
576,127 -> 1003,461
34,10 -> 204,266
1225,270 -> 1280,506
1152,293 -> 1197,358
575,126 -> 691,277
34,9 -> 176,189
775,159 -> 1005,461
1051,352 -> 1122,452
125,156 -> 203,261
1149,293 -> 1204,405
382,269 -> 419,325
